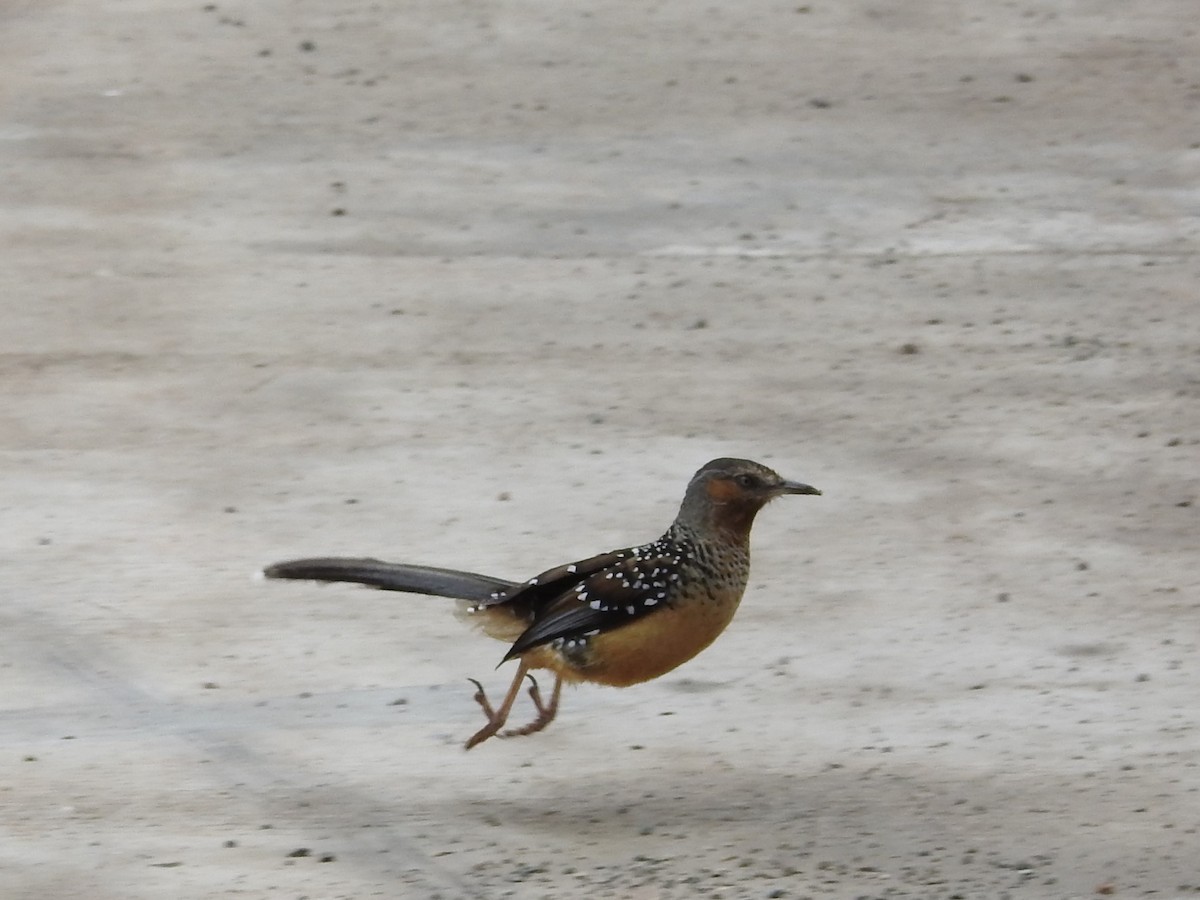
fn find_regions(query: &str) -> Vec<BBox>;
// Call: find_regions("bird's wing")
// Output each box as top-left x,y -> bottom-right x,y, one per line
501,546 -> 683,661
481,548 -> 630,612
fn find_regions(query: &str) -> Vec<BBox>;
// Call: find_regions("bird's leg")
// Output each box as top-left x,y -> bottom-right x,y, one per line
464,661 -> 530,750
502,672 -> 563,738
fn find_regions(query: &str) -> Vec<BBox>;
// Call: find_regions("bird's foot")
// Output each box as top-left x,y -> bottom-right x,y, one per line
464,678 -> 504,749
467,677 -> 496,718
501,674 -> 560,738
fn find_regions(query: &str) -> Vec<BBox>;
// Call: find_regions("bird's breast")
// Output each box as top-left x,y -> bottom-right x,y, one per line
529,551 -> 750,687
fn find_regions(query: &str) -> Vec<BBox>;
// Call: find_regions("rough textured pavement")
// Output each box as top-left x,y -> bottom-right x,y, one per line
2,1 -> 1198,897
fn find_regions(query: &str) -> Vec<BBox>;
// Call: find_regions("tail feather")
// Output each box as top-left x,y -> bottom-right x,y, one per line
262,557 -> 515,602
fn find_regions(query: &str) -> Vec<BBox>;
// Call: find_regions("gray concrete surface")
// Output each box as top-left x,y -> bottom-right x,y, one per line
2,1 -> 1198,897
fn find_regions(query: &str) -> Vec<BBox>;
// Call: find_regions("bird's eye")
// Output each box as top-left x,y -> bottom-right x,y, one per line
735,473 -> 760,489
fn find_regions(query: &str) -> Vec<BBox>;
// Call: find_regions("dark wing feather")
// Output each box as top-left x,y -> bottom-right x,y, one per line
502,547 -> 681,661
484,549 -> 630,612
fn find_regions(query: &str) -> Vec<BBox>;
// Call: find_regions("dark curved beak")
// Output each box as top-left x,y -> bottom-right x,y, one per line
779,480 -> 821,496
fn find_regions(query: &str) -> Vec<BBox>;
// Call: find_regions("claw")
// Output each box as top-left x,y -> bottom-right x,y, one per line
468,677 -> 495,718
524,673 -> 547,713
464,663 -> 531,749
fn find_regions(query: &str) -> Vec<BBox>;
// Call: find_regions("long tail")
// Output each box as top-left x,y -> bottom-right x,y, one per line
262,557 -> 516,602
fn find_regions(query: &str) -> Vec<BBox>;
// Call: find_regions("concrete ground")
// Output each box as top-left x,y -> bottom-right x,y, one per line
2,1 -> 1198,897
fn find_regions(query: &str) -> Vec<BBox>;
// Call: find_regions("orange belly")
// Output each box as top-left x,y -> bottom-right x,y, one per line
523,593 -> 744,686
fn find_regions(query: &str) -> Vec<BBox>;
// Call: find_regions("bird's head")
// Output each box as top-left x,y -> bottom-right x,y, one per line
677,457 -> 820,536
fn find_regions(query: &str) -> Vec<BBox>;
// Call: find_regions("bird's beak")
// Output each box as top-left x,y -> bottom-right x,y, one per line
779,480 -> 821,496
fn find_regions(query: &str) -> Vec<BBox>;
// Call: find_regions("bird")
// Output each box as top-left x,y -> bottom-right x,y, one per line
262,457 -> 820,749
